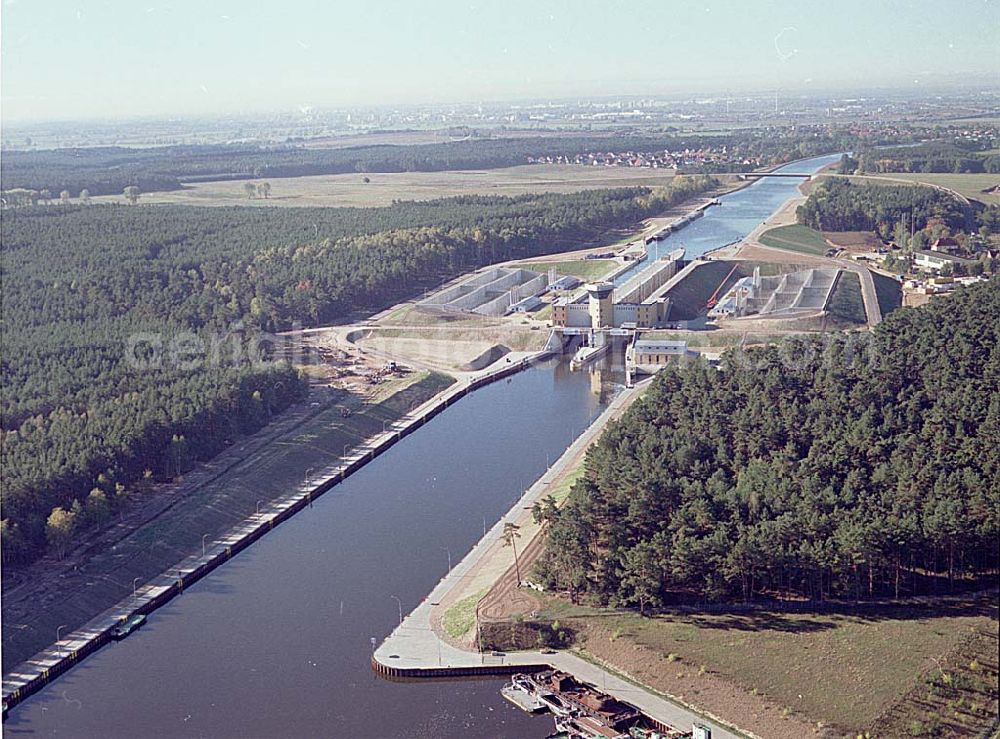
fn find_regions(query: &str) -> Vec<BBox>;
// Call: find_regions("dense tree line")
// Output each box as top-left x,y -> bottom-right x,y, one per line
796,178 -> 971,238
1,178 -> 715,563
536,280 -> 999,607
0,127 -> 891,198
840,141 -> 1000,175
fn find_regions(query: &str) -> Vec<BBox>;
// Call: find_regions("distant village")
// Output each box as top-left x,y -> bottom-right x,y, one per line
527,147 -> 762,171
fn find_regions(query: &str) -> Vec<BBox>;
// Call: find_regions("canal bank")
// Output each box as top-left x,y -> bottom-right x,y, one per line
369,378 -> 749,739
1,351 -> 550,715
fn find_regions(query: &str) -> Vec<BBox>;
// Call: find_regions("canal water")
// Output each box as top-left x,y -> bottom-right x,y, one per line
6,153 -> 840,738
612,152 -> 846,286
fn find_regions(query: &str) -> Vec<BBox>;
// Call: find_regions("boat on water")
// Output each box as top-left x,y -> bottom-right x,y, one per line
554,714 -> 631,739
111,614 -> 146,640
569,343 -> 609,371
501,682 -> 547,713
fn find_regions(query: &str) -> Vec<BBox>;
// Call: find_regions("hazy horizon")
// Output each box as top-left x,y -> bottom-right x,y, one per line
3,0 -> 998,124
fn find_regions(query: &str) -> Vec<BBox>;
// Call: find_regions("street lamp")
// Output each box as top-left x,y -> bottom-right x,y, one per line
343,443 -> 351,458
56,624 -> 68,643
202,533 -> 209,557
390,595 -> 402,626
256,500 -> 264,515
132,577 -> 140,600
441,546 -> 452,573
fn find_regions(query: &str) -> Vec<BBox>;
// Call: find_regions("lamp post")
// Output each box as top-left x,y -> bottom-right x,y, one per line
56,624 -> 68,643
256,500 -> 264,515
132,577 -> 140,601
202,533 -> 209,557
390,595 -> 402,626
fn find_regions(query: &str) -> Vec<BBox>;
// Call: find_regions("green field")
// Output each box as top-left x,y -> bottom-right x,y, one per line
758,224 -> 832,256
511,259 -> 617,281
442,589 -> 487,639
866,172 -> 1000,206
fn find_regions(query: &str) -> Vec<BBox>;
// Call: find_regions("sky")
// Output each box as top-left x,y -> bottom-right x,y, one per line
1,0 -> 998,122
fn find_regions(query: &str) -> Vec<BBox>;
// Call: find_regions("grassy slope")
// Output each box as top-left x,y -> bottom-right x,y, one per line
758,224 -> 832,256
539,598 -> 997,735
871,271 -> 904,316
511,259 -> 618,281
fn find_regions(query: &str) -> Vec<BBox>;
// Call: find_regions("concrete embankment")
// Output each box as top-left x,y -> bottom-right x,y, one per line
1,351 -> 552,715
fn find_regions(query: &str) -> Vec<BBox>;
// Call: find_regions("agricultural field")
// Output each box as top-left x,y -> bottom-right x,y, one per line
92,164 -> 678,208
758,224 -> 832,256
823,230 -> 881,251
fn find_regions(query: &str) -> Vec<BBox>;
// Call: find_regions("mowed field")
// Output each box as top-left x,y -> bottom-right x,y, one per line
866,172 -> 1000,206
93,165 -> 678,208
758,224 -> 832,256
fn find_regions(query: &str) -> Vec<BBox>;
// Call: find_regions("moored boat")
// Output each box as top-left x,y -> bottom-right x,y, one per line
111,614 -> 146,640
501,682 -> 546,713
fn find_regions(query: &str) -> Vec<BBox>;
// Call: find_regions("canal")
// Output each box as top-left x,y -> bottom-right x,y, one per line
613,151 -> 846,286
6,153 -> 841,738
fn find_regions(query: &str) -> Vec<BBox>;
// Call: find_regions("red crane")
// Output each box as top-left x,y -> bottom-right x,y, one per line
706,264 -> 740,308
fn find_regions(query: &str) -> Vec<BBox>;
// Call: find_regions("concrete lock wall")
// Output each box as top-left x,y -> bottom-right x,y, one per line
473,272 -> 549,316
563,304 -> 591,327
424,268 -> 508,306
448,270 -> 532,311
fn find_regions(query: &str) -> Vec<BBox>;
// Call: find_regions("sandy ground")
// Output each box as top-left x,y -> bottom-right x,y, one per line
572,622 -> 827,739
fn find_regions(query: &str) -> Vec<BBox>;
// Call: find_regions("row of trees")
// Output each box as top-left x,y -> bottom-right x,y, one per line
1,179 -> 717,564
2,186 -> 145,206
839,142 -> 1000,175
536,279 -> 999,607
